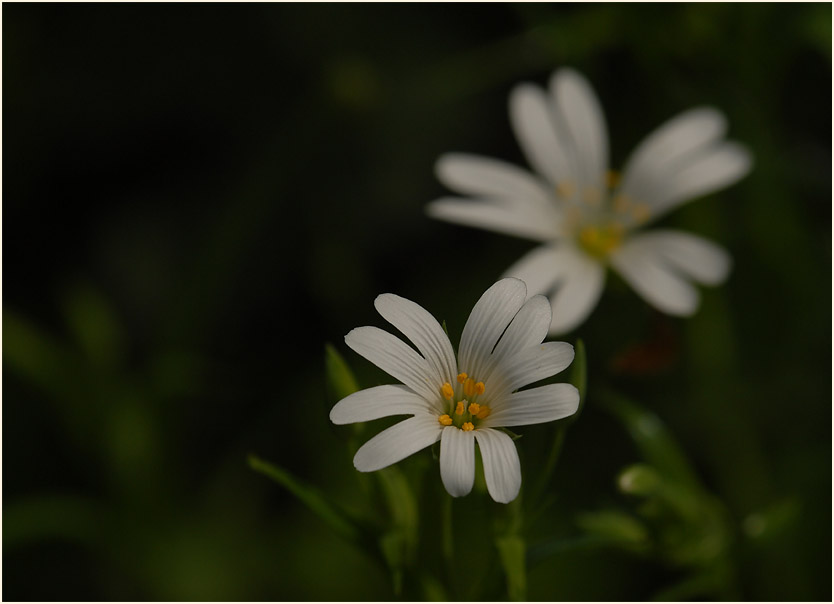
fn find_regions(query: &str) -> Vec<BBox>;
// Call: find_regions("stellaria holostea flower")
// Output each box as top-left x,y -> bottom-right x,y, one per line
427,68 -> 752,334
330,278 -> 579,503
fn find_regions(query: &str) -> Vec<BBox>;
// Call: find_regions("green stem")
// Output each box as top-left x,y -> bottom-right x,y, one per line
532,424 -> 567,503
441,495 -> 454,565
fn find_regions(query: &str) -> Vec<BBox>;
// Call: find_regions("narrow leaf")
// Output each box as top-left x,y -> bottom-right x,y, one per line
325,343 -> 360,401
248,453 -> 361,544
495,535 -> 526,601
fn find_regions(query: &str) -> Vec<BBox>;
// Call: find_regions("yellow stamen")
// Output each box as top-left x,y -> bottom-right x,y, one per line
612,194 -> 630,213
579,224 -> 624,259
468,402 -> 481,415
474,381 -> 485,395
463,377 -> 476,398
606,170 -> 621,189
631,203 -> 651,224
438,414 -> 453,426
456,372 -> 468,384
455,401 -> 466,415
441,382 -> 454,400
461,422 -> 474,432
556,181 -> 575,199
582,187 -> 601,206
476,406 -> 491,420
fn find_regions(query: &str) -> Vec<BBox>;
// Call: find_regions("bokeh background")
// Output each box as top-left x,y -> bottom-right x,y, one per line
3,3 -> 831,601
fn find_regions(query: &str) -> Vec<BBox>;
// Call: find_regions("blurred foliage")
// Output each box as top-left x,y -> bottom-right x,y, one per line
3,3 -> 831,601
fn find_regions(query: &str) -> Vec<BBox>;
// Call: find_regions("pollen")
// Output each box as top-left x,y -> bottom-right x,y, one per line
438,414 -> 453,426
455,401 -> 466,415
476,406 -> 491,419
468,402 -> 481,415
612,194 -> 630,213
457,372 -> 468,383
579,224 -> 624,260
631,203 -> 651,224
441,382 -> 454,400
474,381 -> 485,395
463,377 -> 476,397
582,187 -> 601,206
461,422 -> 475,432
556,181 -> 575,199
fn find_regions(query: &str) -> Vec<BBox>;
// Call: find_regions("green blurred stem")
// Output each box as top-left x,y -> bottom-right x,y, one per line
247,453 -> 360,544
441,495 -> 454,565
533,425 -> 567,502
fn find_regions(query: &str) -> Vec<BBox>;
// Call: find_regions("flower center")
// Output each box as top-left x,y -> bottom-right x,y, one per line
556,171 -> 653,260
437,373 -> 491,430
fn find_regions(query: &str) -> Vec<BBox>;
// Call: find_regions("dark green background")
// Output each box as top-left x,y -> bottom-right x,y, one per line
4,3 -> 831,600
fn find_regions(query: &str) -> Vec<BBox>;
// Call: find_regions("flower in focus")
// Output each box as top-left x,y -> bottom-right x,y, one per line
330,278 -> 579,503
427,68 -> 752,334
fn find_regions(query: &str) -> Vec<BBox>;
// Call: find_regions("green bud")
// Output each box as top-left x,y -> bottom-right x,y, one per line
618,463 -> 662,496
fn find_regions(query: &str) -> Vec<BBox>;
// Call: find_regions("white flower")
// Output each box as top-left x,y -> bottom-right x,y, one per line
427,68 -> 752,335
330,278 -> 579,504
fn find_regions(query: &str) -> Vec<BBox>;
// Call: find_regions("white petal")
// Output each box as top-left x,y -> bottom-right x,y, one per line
492,295 -> 552,360
546,246 -> 606,335
629,230 -> 731,285
646,142 -> 752,215
509,83 -> 576,188
375,293 -> 457,386
458,278 -> 527,381
489,341 -> 575,398
484,383 -> 579,428
619,107 -> 727,204
610,237 -> 699,316
427,197 -> 559,242
330,385 -> 436,425
353,415 -> 442,472
480,294 -> 552,387
474,429 -> 521,504
501,245 -> 562,297
439,426 -> 476,497
345,326 -> 439,402
435,153 -> 554,210
551,68 -> 608,191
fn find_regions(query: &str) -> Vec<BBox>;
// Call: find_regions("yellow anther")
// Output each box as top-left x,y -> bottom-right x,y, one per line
631,203 -> 651,224
582,187 -> 601,206
579,224 -> 624,260
461,422 -> 475,432
474,381 -> 485,395
455,401 -> 466,415
456,372 -> 468,383
441,382 -> 454,400
556,181 -> 575,199
606,170 -> 621,189
438,414 -> 453,426
612,194 -> 630,213
476,406 -> 491,420
468,402 -> 481,415
463,377 -> 476,397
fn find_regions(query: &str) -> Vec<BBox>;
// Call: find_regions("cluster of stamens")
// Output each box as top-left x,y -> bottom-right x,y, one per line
557,171 -> 652,260
437,373 -> 490,431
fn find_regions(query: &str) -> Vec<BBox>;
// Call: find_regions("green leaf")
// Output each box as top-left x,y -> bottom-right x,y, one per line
598,389 -> 700,490
62,284 -> 125,369
576,509 -> 650,549
324,343 -> 360,401
495,535 -> 526,601
3,495 -> 108,550
248,454 -> 363,545
617,463 -> 662,496
376,466 -> 419,590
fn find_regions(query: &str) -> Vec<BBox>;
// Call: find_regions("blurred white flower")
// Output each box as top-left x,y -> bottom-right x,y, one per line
428,68 -> 752,334
330,278 -> 579,503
